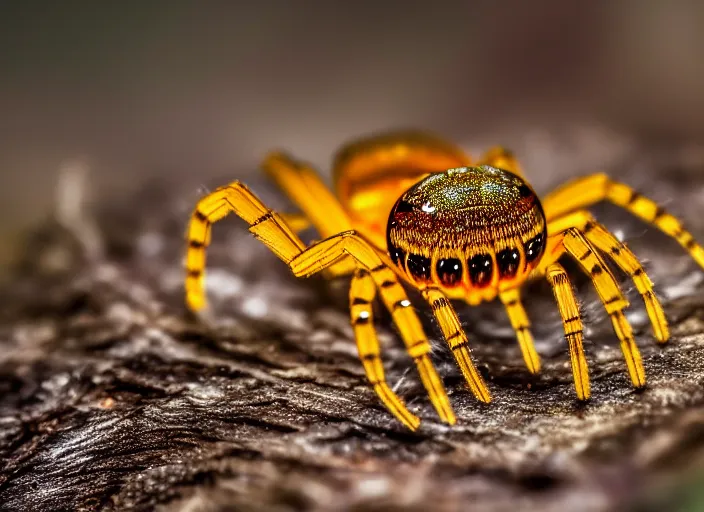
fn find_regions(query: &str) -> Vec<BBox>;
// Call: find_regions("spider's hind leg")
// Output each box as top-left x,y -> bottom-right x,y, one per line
542,173 -> 704,269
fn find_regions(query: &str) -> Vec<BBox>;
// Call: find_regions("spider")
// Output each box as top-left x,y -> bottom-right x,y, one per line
184,131 -> 704,431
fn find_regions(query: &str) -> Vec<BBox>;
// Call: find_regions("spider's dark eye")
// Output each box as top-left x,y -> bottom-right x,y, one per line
497,248 -> 520,277
518,184 -> 533,198
436,257 -> 463,287
468,253 -> 493,287
524,233 -> 545,263
394,199 -> 415,214
407,253 -> 431,281
389,245 -> 406,267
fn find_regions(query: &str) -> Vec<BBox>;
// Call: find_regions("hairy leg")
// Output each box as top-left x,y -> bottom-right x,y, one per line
349,268 -> 421,430
422,287 -> 492,403
499,289 -> 541,374
548,210 -> 669,342
542,173 -> 704,268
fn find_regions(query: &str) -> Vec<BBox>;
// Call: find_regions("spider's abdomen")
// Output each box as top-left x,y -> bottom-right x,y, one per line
386,165 -> 547,304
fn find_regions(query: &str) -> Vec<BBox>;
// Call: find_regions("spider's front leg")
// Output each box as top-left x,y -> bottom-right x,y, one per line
549,210 -> 669,343
421,288 -> 492,403
185,181 -> 306,311
292,235 -> 492,407
291,232 -> 458,425
349,268 -> 420,430
185,183 -> 454,428
536,230 -> 646,395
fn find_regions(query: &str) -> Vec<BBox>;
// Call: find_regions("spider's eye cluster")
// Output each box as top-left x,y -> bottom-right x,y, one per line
385,166 -> 547,292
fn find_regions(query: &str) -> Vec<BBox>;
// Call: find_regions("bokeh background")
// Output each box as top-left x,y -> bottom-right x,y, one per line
2,3 -> 704,510
1,1 -> 703,255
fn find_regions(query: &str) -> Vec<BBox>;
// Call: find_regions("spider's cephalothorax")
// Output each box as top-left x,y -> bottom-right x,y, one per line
184,130 -> 704,432
386,166 -> 546,304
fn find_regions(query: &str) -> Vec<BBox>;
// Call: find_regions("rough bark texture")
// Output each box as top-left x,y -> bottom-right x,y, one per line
2,130 -> 704,511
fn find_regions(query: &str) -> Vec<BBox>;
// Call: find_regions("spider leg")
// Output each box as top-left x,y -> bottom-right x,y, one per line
498,289 -> 541,374
185,181 -> 306,311
349,268 -> 421,430
542,173 -> 704,269
186,184 -> 452,426
476,146 -> 525,179
543,261 -> 591,399
421,287 -> 492,403
540,230 -> 646,390
548,210 -> 669,343
290,231 -> 455,424
262,152 -> 354,237
263,152 -> 357,277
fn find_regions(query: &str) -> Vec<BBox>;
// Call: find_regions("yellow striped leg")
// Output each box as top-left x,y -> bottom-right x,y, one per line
542,173 -> 704,269
548,210 -> 669,343
559,229 -> 646,389
422,288 -> 491,403
545,262 -> 590,399
290,231 -> 455,425
349,269 -> 420,430
185,181 -> 306,311
263,152 -> 358,277
499,289 -> 541,374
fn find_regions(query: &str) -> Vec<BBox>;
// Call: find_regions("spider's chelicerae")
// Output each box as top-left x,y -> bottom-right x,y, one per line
184,131 -> 704,431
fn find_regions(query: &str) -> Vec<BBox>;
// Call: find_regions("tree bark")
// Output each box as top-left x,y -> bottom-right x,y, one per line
2,134 -> 704,511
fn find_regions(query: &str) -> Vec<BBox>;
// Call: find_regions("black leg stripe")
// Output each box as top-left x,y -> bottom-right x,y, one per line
627,191 -> 641,205
431,298 -> 450,311
253,212 -> 273,226
451,340 -> 468,351
447,330 -> 463,341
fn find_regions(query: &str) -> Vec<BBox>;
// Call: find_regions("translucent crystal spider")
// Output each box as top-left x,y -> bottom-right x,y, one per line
184,131 -> 704,431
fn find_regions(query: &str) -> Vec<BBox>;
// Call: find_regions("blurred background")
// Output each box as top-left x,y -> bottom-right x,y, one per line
1,1 -> 704,262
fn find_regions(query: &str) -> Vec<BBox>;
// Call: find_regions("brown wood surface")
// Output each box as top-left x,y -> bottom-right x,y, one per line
2,138 -> 704,511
